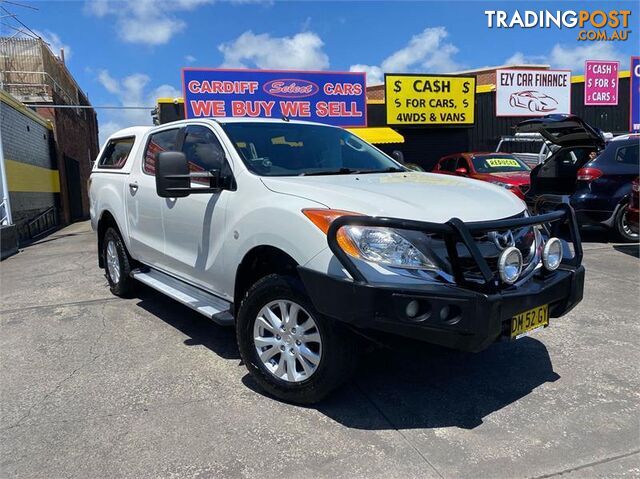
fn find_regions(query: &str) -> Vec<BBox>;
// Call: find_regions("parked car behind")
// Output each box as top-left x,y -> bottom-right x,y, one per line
495,133 -> 554,168
521,115 -> 639,242
433,152 -> 531,199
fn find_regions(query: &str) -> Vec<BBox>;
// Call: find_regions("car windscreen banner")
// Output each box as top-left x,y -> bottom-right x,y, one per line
384,74 -> 476,126
584,60 -> 619,106
496,69 -> 571,117
630,56 -> 640,133
182,68 -> 367,127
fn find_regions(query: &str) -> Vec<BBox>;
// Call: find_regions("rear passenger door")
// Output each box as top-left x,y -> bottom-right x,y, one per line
125,127 -> 181,267
160,124 -> 233,295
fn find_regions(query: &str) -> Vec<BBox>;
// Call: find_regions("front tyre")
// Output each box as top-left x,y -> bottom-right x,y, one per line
102,227 -> 136,297
236,274 -> 358,404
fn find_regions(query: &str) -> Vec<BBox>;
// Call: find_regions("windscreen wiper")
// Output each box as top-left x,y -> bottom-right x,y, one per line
299,168 -> 358,176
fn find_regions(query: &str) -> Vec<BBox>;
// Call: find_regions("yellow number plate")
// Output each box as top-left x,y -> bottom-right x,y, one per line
511,304 -> 549,339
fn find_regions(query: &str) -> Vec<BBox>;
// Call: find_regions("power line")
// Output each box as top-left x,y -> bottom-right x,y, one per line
0,1 -> 38,10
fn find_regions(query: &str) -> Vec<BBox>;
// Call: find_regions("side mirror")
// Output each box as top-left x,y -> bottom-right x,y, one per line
391,150 -> 405,164
156,151 -> 190,198
455,167 -> 468,175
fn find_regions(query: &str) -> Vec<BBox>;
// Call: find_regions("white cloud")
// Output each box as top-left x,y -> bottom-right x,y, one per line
218,30 -> 329,70
350,27 -> 461,85
185,54 -> 197,64
349,64 -> 383,86
33,30 -> 71,60
95,70 -> 181,145
84,0 -> 213,45
506,43 -> 628,72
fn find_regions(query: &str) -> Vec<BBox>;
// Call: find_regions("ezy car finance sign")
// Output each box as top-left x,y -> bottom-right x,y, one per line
496,69 -> 571,117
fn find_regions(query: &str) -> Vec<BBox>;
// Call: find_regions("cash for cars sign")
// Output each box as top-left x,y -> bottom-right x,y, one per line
384,74 -> 476,126
182,68 -> 367,127
496,69 -> 571,116
584,60 -> 619,106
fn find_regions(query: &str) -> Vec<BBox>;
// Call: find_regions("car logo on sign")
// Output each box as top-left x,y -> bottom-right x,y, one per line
489,230 -> 515,250
263,79 -> 320,98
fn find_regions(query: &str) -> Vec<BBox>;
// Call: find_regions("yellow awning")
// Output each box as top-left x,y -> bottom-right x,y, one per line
346,127 -> 404,144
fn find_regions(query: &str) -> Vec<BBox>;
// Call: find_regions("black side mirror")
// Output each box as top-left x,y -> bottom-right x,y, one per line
391,150 -> 405,164
156,151 -> 190,198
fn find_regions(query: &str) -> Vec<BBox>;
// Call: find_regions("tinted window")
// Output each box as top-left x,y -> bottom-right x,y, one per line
181,125 -> 230,184
615,144 -> 639,165
439,158 -> 454,172
182,125 -> 226,171
222,122 -> 400,176
98,137 -> 134,169
144,128 -> 180,174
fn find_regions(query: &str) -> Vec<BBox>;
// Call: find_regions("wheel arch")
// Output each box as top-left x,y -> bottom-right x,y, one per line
234,245 -> 300,313
97,210 -> 125,268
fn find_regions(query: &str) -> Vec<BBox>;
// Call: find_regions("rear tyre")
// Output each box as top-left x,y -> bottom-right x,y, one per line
103,227 -> 136,297
613,203 -> 638,243
236,274 -> 359,404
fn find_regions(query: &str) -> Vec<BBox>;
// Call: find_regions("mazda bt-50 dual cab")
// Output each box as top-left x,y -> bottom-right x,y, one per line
89,118 -> 585,404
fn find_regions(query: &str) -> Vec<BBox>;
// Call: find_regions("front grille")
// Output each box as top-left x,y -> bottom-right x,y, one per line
519,184 -> 530,195
451,225 -> 538,285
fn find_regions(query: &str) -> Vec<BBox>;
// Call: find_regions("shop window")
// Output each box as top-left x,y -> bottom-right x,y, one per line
98,137 -> 135,169
143,128 -> 180,175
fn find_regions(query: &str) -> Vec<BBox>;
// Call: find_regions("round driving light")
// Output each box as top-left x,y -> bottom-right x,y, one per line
405,300 -> 420,318
498,246 -> 523,284
543,237 -> 563,271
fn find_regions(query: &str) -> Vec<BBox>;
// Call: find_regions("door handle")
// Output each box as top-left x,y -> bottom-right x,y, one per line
129,183 -> 138,193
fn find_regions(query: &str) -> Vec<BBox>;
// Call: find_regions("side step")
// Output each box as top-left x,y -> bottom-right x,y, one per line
131,268 -> 234,326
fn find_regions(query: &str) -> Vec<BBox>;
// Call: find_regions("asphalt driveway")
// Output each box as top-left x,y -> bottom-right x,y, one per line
1,222 -> 638,478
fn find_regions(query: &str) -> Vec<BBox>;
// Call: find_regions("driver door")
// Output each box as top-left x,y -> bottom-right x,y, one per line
160,124 -> 233,296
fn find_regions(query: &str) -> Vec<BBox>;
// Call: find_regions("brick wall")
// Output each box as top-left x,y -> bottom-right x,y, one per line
1,100 -> 58,231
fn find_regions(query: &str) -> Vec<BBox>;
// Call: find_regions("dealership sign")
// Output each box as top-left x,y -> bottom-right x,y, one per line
630,57 -> 640,132
182,69 -> 367,127
384,74 -> 476,126
496,69 -> 571,116
584,60 -> 619,105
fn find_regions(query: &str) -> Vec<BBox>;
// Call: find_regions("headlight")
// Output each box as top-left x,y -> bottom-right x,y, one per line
338,226 -> 438,270
301,209 -> 439,271
542,237 -> 563,271
498,246 -> 522,284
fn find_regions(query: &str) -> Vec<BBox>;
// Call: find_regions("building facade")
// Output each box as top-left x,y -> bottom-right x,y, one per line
0,37 -> 99,228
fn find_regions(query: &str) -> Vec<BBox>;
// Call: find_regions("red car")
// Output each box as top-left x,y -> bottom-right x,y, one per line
626,177 -> 639,236
433,153 -> 531,199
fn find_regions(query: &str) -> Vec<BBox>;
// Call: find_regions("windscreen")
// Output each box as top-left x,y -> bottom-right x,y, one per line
222,122 -> 402,176
472,154 -> 530,173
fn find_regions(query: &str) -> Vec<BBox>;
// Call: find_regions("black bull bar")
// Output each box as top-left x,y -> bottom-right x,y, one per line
326,204 -> 583,293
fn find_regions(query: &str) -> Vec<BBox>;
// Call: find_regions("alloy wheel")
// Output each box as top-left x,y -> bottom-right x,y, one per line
253,300 -> 322,383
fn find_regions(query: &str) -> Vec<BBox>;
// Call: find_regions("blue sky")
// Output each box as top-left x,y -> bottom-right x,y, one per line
6,0 -> 637,142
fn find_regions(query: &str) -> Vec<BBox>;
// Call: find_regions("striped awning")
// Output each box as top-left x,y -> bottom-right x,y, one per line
346,127 -> 404,144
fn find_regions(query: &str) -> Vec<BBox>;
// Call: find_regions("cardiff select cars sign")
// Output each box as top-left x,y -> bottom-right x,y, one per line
182,68 -> 367,127
496,69 -> 571,117
384,74 -> 476,126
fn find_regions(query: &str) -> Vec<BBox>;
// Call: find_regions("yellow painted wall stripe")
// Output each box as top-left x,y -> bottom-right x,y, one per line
5,159 -> 60,193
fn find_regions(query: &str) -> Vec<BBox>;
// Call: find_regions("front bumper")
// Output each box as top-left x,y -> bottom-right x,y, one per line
299,265 -> 584,352
300,205 -> 585,352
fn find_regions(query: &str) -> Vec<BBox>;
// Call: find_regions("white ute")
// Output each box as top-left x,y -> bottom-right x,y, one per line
90,118 -> 585,403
